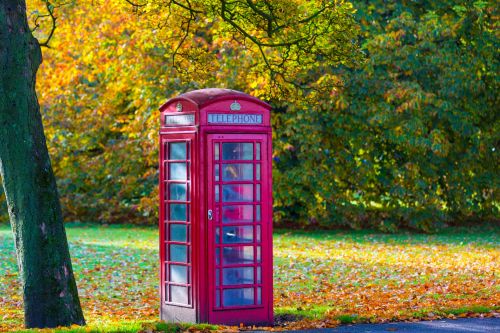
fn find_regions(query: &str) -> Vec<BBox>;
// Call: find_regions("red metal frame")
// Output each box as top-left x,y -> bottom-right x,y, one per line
159,89 -> 273,325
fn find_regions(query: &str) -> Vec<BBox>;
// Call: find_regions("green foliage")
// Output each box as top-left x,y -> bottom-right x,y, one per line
272,0 -> 499,231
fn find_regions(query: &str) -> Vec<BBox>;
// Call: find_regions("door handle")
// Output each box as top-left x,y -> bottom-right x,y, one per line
208,209 -> 213,220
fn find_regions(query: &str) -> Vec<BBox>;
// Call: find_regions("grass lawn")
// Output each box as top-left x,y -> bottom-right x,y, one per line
0,223 -> 499,332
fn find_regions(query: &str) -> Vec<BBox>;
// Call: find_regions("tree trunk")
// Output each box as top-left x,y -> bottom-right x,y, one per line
0,0 -> 85,328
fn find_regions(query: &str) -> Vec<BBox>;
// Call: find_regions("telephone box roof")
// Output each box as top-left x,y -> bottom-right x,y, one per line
160,88 -> 271,111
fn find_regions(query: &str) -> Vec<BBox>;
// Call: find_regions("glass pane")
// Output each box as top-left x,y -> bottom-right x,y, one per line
223,267 -> 254,285
216,269 -> 220,286
169,142 -> 187,160
222,205 -> 253,223
170,264 -> 188,283
215,248 -> 220,265
169,162 -> 187,180
257,267 -> 261,283
170,244 -> 188,262
169,183 -> 187,201
170,224 -> 187,242
222,184 -> 253,202
256,184 -> 261,201
256,225 -> 261,243
256,143 -> 261,161
216,289 -> 220,307
170,285 -> 189,304
169,203 -> 187,221
257,246 -> 261,263
222,226 -> 253,244
223,288 -> 254,306
222,164 -> 253,181
215,164 -> 220,181
256,164 -> 261,181
215,143 -> 220,160
215,185 -> 219,203
222,246 -> 254,265
256,205 -> 261,222
215,227 -> 220,243
222,143 -> 253,160
257,287 -> 262,305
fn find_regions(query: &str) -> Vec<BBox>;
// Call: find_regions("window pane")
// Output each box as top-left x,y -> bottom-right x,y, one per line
170,224 -> 187,242
215,185 -> 219,203
216,289 -> 220,307
256,225 -> 261,243
257,287 -> 262,305
169,162 -> 187,180
222,246 -> 254,265
169,203 -> 187,221
222,143 -> 253,160
170,285 -> 189,304
256,246 -> 261,263
216,269 -> 220,287
222,184 -> 253,202
223,288 -> 254,306
223,267 -> 254,285
215,248 -> 220,265
215,164 -> 220,181
222,226 -> 253,244
222,164 -> 253,181
169,142 -> 187,160
170,244 -> 188,262
257,267 -> 261,284
169,183 -> 187,201
222,205 -> 253,223
215,143 -> 220,160
256,164 -> 261,181
256,184 -> 261,201
215,227 -> 220,244
170,264 -> 188,283
256,143 -> 261,161
256,205 -> 261,222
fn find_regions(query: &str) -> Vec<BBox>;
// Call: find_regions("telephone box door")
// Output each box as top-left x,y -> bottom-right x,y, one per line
207,134 -> 272,324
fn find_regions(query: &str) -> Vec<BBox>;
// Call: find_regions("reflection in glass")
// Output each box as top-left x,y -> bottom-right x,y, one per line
170,203 -> 187,221
169,162 -> 187,180
215,164 -> 220,181
222,184 -> 253,202
169,183 -> 187,201
215,143 -> 220,160
222,164 -> 253,181
257,266 -> 261,283
170,244 -> 188,262
222,143 -> 253,160
170,264 -> 188,283
222,226 -> 253,244
223,288 -> 254,306
222,246 -> 254,265
256,205 -> 261,221
223,267 -> 254,285
256,143 -> 261,161
170,224 -> 187,242
171,285 -> 188,304
256,184 -> 261,201
215,227 -> 220,243
169,142 -> 187,160
215,248 -> 220,265
222,205 -> 253,223
256,164 -> 261,181
257,246 -> 261,263
256,225 -> 261,243
215,185 -> 220,202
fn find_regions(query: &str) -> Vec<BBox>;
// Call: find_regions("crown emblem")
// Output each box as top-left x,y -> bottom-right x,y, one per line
176,102 -> 183,112
230,101 -> 241,111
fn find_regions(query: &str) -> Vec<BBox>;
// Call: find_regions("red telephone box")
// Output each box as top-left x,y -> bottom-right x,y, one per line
159,89 -> 273,325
